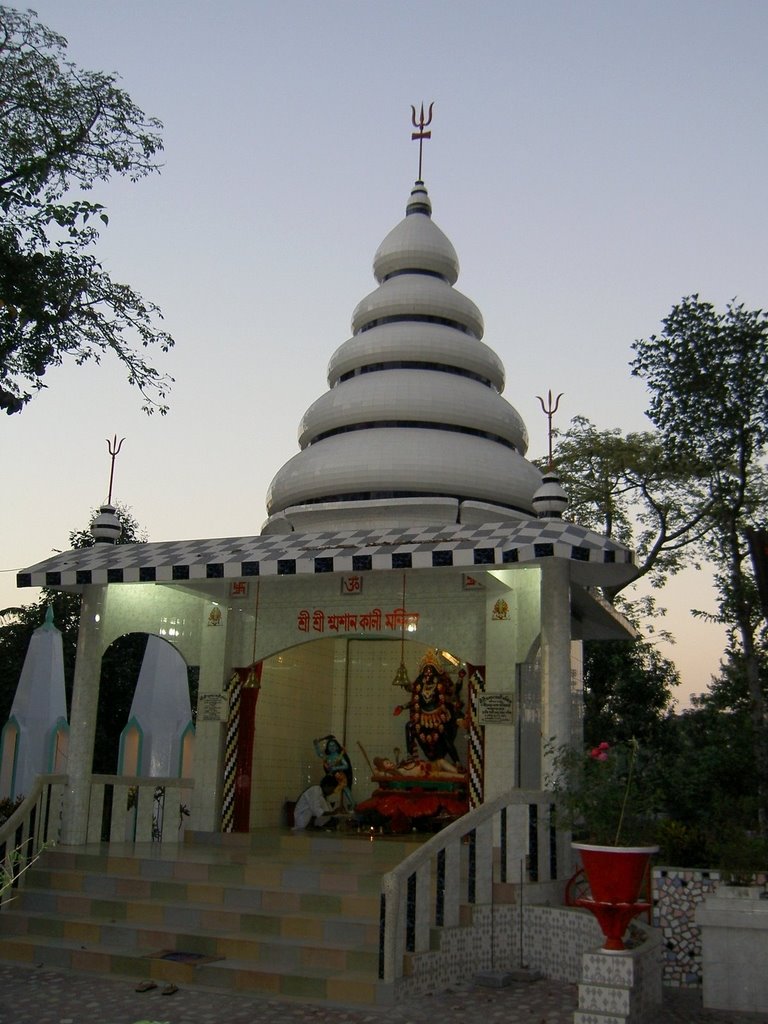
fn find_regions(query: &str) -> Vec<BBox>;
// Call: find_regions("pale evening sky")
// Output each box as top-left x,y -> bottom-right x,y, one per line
2,0 -> 766,707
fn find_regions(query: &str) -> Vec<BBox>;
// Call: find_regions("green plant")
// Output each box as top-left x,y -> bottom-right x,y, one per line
712,831 -> 768,885
655,819 -> 705,866
547,738 -> 658,846
0,841 -> 47,900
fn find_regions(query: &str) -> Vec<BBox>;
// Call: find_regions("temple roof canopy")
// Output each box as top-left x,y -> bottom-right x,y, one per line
17,519 -> 636,592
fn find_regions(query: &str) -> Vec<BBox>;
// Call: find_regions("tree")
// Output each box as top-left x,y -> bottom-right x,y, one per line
582,637 -> 679,749
0,5 -> 173,415
657,664 -> 765,867
551,416 -> 711,602
549,420 -> 696,744
632,295 -> 768,830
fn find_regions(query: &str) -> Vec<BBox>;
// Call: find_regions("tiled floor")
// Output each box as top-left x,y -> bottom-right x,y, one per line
0,962 -> 763,1024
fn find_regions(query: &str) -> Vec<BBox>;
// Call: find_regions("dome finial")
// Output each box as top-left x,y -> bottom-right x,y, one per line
410,101 -> 434,182
105,433 -> 125,504
90,434 -> 125,544
533,389 -> 568,519
536,389 -> 563,472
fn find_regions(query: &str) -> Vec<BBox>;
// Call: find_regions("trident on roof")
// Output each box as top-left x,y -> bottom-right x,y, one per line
105,434 -> 125,505
536,390 -> 563,471
411,101 -> 434,182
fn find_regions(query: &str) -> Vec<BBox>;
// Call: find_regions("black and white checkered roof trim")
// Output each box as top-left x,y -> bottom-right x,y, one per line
16,520 -> 635,589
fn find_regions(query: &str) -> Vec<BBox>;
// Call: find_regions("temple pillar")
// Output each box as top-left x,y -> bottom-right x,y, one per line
540,558 -> 572,785
190,601 -> 230,831
61,585 -> 107,845
482,588 -> 517,801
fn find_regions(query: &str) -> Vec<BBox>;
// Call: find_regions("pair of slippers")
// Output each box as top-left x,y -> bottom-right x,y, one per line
134,980 -> 178,995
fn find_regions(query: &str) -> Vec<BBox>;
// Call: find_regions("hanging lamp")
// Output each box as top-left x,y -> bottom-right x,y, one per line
392,572 -> 411,688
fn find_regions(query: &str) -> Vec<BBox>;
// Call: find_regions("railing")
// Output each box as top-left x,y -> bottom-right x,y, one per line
0,774 -> 66,907
86,775 -> 194,844
0,774 -> 194,907
378,789 -> 558,983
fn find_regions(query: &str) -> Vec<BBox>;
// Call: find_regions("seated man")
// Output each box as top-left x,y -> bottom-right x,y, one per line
292,774 -> 343,830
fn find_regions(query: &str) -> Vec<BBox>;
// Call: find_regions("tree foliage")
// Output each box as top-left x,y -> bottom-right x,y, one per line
632,295 -> 768,830
582,637 -> 679,749
552,416 -> 710,600
0,5 -> 173,415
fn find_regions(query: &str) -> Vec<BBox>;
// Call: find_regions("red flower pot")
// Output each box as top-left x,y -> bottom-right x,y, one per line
572,842 -> 658,952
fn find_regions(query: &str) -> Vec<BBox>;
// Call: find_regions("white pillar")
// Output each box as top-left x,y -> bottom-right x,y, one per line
61,585 -> 107,845
190,601 -> 229,831
540,558 -> 572,784
482,588 -> 517,800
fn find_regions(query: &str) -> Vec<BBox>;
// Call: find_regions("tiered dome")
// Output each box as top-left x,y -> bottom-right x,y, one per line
262,181 -> 542,534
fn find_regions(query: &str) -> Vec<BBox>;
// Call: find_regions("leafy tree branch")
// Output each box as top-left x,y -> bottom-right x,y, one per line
0,5 -> 174,415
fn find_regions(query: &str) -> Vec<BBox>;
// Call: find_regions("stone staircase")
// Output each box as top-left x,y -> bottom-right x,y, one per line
0,829 -> 424,1005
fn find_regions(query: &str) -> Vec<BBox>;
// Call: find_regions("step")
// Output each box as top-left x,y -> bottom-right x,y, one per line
23,862 -> 384,910
38,835 -> 415,885
0,832 -> 410,1005
0,912 -> 379,972
0,893 -> 380,951
0,934 -> 391,1005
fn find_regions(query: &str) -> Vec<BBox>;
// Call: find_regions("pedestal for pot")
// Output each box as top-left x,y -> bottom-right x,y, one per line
572,842 -> 658,952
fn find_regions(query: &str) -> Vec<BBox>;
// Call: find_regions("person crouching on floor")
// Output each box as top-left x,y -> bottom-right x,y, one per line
292,774 -> 345,830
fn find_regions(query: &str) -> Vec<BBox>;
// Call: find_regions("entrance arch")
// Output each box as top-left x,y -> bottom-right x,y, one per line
243,636 -> 469,827
96,632 -> 196,777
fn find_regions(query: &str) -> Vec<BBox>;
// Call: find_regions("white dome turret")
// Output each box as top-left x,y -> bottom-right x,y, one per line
262,181 -> 542,534
532,472 -> 569,519
90,503 -> 122,544
372,181 -> 459,284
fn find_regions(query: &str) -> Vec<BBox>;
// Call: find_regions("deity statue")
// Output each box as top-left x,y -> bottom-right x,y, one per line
395,658 -> 465,765
313,734 -> 354,809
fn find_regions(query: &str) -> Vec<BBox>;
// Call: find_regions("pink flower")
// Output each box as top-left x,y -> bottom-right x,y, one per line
590,742 -> 610,762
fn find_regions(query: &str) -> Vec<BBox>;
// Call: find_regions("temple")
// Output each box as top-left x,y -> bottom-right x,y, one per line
15,173 -> 636,844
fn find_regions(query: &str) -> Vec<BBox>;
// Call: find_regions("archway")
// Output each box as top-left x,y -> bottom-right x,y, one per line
245,636 -> 469,827
95,632 -> 197,775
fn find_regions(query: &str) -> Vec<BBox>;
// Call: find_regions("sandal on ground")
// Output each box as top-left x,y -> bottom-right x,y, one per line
135,980 -> 157,992
161,983 -> 179,995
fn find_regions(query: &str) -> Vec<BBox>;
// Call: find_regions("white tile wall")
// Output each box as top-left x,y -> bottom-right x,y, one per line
248,637 -> 465,823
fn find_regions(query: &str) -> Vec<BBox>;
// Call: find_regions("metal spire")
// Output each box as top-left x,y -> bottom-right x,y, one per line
411,102 -> 434,182
536,390 -> 563,471
105,434 -> 125,504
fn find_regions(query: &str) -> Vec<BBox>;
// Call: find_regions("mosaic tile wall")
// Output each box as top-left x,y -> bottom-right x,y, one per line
652,867 -> 722,988
398,867 -> 745,998
250,639 -> 337,825
398,867 -> 740,1002
575,934 -> 662,1023
399,904 -> 603,998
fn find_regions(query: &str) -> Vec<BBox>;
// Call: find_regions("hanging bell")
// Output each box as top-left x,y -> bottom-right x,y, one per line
392,661 -> 411,688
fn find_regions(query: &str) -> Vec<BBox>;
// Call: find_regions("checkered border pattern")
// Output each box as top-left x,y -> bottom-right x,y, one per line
17,521 -> 634,588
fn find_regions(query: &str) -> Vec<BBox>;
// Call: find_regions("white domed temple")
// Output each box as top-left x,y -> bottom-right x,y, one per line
17,173 -> 636,843
7,160 -> 652,1007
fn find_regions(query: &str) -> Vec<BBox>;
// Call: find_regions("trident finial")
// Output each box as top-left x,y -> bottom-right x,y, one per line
536,390 -> 563,471
105,434 -> 125,504
411,101 -> 434,182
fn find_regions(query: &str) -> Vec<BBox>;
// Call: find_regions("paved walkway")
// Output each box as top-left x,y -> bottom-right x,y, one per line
0,962 -> 765,1024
